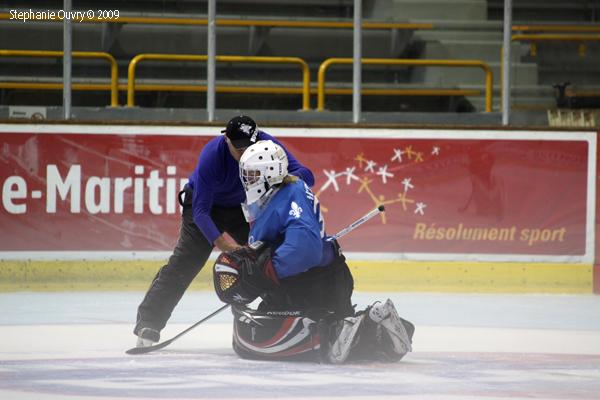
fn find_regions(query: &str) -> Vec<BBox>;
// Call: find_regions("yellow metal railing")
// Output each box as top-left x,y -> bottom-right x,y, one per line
513,25 -> 600,34
511,33 -> 600,57
1,51 -> 493,112
127,54 -> 310,110
317,58 -> 493,112
0,12 -> 433,31
0,50 -> 119,106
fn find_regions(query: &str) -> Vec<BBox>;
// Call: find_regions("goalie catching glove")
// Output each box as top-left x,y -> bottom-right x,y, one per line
213,241 -> 280,305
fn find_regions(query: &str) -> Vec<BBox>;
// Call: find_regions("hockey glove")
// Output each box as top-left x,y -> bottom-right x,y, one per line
213,242 -> 279,305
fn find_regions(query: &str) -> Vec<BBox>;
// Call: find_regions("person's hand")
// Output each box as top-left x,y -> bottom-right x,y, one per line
214,234 -> 242,252
223,242 -> 242,252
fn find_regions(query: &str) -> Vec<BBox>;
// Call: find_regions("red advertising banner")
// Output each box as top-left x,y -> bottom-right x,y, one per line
0,125 -> 595,262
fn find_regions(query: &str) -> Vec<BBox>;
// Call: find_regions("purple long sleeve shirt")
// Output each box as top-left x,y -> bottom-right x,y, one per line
186,131 -> 315,244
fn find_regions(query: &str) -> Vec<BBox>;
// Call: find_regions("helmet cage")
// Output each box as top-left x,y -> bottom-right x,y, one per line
239,140 -> 288,204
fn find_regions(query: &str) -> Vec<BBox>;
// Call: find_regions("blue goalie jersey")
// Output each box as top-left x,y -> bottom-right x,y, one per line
248,179 -> 335,279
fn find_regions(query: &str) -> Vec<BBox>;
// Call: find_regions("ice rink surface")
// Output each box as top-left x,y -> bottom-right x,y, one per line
1,291 -> 600,400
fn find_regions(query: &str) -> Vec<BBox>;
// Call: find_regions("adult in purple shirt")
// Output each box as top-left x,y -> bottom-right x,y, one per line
133,115 -> 314,347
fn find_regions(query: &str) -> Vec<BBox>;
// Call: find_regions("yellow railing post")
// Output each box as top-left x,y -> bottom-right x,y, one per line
317,58 -> 336,112
0,50 -> 119,106
317,58 -> 493,112
127,54 -> 310,110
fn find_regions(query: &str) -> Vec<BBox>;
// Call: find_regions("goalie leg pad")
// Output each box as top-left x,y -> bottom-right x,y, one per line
326,300 -> 414,363
325,314 -> 367,364
370,299 -> 414,358
231,307 -> 320,361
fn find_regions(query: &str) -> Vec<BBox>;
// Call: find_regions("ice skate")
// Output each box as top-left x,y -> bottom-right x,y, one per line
136,327 -> 160,348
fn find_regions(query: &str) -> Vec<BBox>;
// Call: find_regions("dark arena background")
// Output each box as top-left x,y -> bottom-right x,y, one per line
1,1 -> 600,399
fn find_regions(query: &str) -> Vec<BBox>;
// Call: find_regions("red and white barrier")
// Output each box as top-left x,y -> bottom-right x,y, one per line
0,125 -> 596,271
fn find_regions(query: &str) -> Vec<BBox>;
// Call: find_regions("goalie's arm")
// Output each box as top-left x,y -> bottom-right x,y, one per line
272,227 -> 323,279
270,195 -> 323,279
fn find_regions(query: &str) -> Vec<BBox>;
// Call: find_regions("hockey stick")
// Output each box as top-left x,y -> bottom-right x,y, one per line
126,303 -> 230,355
126,204 -> 384,355
328,204 -> 385,241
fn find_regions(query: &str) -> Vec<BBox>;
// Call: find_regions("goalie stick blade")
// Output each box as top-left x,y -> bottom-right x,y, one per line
125,339 -> 173,355
125,304 -> 231,355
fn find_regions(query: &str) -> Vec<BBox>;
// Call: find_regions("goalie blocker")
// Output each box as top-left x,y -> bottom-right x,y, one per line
213,241 -> 279,306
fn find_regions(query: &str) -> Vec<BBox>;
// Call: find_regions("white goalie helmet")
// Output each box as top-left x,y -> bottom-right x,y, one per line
239,140 -> 289,204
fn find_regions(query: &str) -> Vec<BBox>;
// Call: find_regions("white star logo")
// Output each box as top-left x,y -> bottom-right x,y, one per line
376,164 -> 394,184
344,167 -> 360,185
365,160 -> 377,173
320,169 -> 341,192
414,202 -> 427,215
401,177 -> 414,192
391,148 -> 404,163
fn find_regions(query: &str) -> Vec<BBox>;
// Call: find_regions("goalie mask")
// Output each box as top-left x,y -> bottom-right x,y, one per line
239,140 -> 288,205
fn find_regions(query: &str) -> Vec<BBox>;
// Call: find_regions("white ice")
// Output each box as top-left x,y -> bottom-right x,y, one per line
1,291 -> 600,400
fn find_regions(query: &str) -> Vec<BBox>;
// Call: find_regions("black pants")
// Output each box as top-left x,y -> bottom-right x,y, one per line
134,188 -> 249,335
259,250 -> 355,320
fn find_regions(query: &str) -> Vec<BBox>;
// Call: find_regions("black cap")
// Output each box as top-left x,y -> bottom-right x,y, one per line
221,115 -> 258,149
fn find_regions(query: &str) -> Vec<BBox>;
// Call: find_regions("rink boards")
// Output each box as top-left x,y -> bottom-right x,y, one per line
0,124 -> 598,292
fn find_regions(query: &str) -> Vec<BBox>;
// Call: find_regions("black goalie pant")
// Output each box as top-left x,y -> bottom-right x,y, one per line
258,250 -> 355,318
134,188 -> 249,336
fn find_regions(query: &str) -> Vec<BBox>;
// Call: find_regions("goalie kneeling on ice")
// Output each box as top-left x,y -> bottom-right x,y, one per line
228,300 -> 414,363
213,248 -> 414,363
